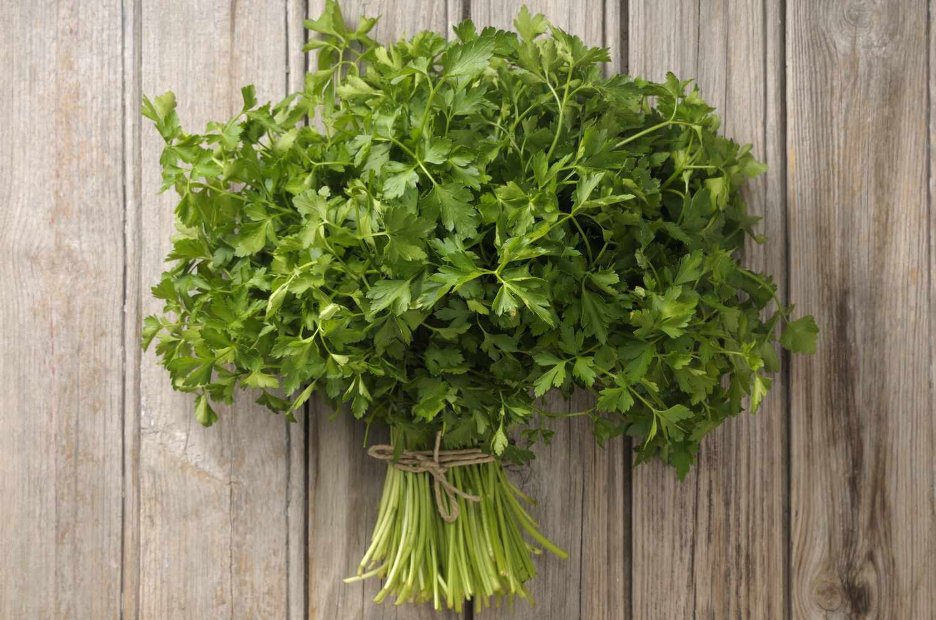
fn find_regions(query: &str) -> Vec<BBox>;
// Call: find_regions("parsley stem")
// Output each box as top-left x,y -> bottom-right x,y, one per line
614,120 -> 699,149
627,385 -> 658,412
416,77 -> 446,139
570,216 -> 594,263
377,136 -> 440,186
533,405 -> 594,418
545,63 -> 573,160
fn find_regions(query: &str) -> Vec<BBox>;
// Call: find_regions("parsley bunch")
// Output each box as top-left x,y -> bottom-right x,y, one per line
142,1 -> 817,608
142,2 -> 815,477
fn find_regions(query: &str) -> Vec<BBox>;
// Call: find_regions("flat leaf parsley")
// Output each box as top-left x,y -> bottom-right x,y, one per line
142,2 -> 816,610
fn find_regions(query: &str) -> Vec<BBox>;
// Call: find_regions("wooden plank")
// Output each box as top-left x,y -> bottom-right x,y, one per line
0,2 -> 125,618
301,3 -> 460,618
628,1 -> 789,617
138,2 -> 303,617
464,3 -> 628,619
122,0 -> 143,617
788,0 -> 935,617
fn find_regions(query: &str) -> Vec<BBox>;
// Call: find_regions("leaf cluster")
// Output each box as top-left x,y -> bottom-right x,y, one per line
142,2 -> 817,477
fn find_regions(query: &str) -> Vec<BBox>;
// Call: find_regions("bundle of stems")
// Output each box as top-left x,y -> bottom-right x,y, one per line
345,459 -> 568,611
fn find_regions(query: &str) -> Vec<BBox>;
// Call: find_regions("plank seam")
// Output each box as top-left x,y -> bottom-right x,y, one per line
301,6 -> 311,620
779,0 -> 792,617
619,0 -> 628,76
619,3 -> 632,617
283,7 -> 293,620
119,0 -> 128,613
119,0 -> 143,617
927,0 -> 933,505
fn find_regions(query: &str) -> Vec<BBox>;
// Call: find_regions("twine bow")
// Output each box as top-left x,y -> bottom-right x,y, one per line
367,432 -> 495,523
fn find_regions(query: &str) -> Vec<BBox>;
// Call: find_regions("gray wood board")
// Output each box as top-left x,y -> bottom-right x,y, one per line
628,0 -> 789,617
137,1 -> 303,617
0,2 -> 125,617
787,0 -> 935,617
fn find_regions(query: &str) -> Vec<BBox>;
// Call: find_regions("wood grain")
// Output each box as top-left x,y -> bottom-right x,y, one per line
0,2 -> 125,618
3,1 -> 936,618
302,2 -> 461,618
465,3 -> 629,618
787,0 -> 935,617
137,1 -> 304,617
122,0 -> 143,616
628,1 -> 789,617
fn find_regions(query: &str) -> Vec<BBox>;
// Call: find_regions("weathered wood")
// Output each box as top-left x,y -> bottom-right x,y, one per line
787,1 -> 935,617
122,0 -> 143,617
465,3 -> 629,618
302,2 -> 461,618
628,1 -> 789,617
4,1 -> 936,618
138,2 -> 303,617
0,2 -> 125,618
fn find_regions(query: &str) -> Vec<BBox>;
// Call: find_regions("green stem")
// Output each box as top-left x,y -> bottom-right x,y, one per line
614,120 -> 698,149
546,64 -> 574,160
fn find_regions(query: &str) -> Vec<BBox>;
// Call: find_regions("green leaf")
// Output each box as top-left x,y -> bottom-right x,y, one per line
574,172 -> 604,206
382,166 -> 419,199
337,75 -> 381,99
425,346 -> 467,375
533,362 -> 566,397
514,5 -> 548,41
674,250 -> 704,285
235,220 -> 270,256
580,289 -> 611,344
621,342 -> 654,384
588,269 -> 619,294
443,37 -> 495,78
141,316 -> 162,351
493,284 -> 519,316
243,371 -> 280,390
572,356 -> 597,386
780,315 -> 818,354
241,85 -> 257,110
429,183 -> 477,238
141,91 -> 180,141
195,393 -> 219,427
421,138 -> 452,164
492,423 -> 509,455
656,404 -> 692,440
266,280 -> 290,318
750,374 -> 771,414
597,386 -> 634,414
366,279 -> 412,315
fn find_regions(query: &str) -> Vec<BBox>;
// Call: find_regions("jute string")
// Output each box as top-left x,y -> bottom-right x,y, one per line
367,433 -> 495,523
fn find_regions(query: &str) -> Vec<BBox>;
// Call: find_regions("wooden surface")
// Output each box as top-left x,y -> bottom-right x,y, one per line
787,0 -> 936,617
136,1 -> 304,618
0,2 -> 125,618
0,1 -> 933,618
628,1 -> 789,617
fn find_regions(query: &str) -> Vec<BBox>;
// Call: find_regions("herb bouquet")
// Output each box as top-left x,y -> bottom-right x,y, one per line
142,1 -> 817,612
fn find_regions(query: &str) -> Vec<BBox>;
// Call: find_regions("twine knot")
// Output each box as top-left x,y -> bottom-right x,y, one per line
367,432 -> 495,523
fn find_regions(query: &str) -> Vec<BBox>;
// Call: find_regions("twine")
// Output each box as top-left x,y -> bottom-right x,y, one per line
367,432 -> 496,523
